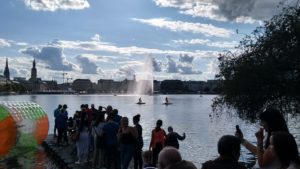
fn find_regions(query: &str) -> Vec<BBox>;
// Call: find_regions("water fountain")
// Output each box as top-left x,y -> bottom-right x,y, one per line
134,55 -> 154,95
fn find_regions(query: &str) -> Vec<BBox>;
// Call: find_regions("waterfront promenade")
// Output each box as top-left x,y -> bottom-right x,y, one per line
43,134 -> 89,169
43,134 -> 134,169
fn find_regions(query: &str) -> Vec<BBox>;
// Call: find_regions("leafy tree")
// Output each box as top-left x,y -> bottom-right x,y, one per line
213,5 -> 300,120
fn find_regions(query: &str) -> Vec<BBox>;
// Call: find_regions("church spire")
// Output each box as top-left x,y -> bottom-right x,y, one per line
30,58 -> 37,81
3,57 -> 10,80
33,58 -> 36,68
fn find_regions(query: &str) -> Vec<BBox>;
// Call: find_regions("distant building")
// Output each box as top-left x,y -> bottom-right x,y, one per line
160,80 -> 183,93
72,79 -> 92,92
29,59 -> 37,82
123,78 -> 137,93
0,75 -> 7,84
153,80 -> 161,93
97,79 -> 114,93
3,58 -> 10,80
183,81 -> 206,93
13,77 -> 26,82
43,80 -> 58,90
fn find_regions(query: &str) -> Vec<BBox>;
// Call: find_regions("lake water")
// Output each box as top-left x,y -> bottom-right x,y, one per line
0,94 -> 299,168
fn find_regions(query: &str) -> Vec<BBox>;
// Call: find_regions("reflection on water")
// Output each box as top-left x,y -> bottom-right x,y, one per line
0,94 -> 299,168
0,146 -> 58,169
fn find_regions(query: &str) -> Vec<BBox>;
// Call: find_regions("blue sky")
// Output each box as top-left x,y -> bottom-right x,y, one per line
0,0 -> 296,83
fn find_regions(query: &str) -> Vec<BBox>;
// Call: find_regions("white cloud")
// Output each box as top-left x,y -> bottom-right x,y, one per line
76,54 -> 110,63
15,42 -> 29,46
49,38 -> 218,58
179,54 -> 195,63
153,0 -> 297,23
166,55 -> 201,74
20,46 -> 73,71
0,38 -> 29,48
76,55 -> 99,74
201,58 -> 219,79
0,38 -> 11,48
173,39 -> 210,45
116,65 -> 137,79
153,57 -> 162,72
208,41 -> 237,48
179,2 -> 227,22
132,18 -> 232,37
173,38 -> 238,48
91,34 -> 101,42
23,0 -> 90,11
166,55 -> 179,73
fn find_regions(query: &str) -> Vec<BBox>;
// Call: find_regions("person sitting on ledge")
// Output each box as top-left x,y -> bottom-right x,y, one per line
158,146 -> 197,169
201,135 -> 246,169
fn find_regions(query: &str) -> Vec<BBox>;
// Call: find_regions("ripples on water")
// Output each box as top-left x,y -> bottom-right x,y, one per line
0,94 -> 299,168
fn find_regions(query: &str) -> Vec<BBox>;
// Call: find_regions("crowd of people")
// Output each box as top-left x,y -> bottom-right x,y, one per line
53,104 -> 187,169
52,104 -> 300,169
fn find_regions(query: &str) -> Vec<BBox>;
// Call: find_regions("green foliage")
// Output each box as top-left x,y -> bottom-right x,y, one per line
213,6 -> 300,120
0,82 -> 26,93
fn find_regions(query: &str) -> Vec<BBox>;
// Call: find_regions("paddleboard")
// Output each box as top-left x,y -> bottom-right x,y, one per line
136,102 -> 146,105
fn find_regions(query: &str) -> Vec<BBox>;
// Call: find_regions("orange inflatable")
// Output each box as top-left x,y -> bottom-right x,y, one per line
0,102 -> 49,159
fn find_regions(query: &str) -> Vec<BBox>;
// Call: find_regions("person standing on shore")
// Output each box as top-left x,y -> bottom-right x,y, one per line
56,106 -> 68,146
92,113 -> 106,168
104,105 -> 113,117
53,104 -> 62,138
119,117 -> 138,169
133,114 -> 143,169
103,113 -> 120,169
149,119 -> 166,167
165,126 -> 185,149
76,119 -> 90,164
113,109 -> 122,126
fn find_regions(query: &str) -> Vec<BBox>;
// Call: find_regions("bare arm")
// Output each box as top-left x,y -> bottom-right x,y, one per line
236,128 -> 257,154
257,145 -> 274,167
256,129 -> 275,167
149,130 -> 154,150
242,139 -> 257,154
176,132 -> 186,141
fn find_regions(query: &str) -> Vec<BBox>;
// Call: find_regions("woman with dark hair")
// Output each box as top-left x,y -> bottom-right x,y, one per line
258,108 -> 289,149
75,119 -> 91,164
133,114 -> 143,169
149,119 -> 166,167
236,108 -> 289,168
92,113 -> 106,168
119,116 -> 138,169
271,132 -> 300,169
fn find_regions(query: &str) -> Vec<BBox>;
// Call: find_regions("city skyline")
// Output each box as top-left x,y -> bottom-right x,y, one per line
0,0 -> 297,83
